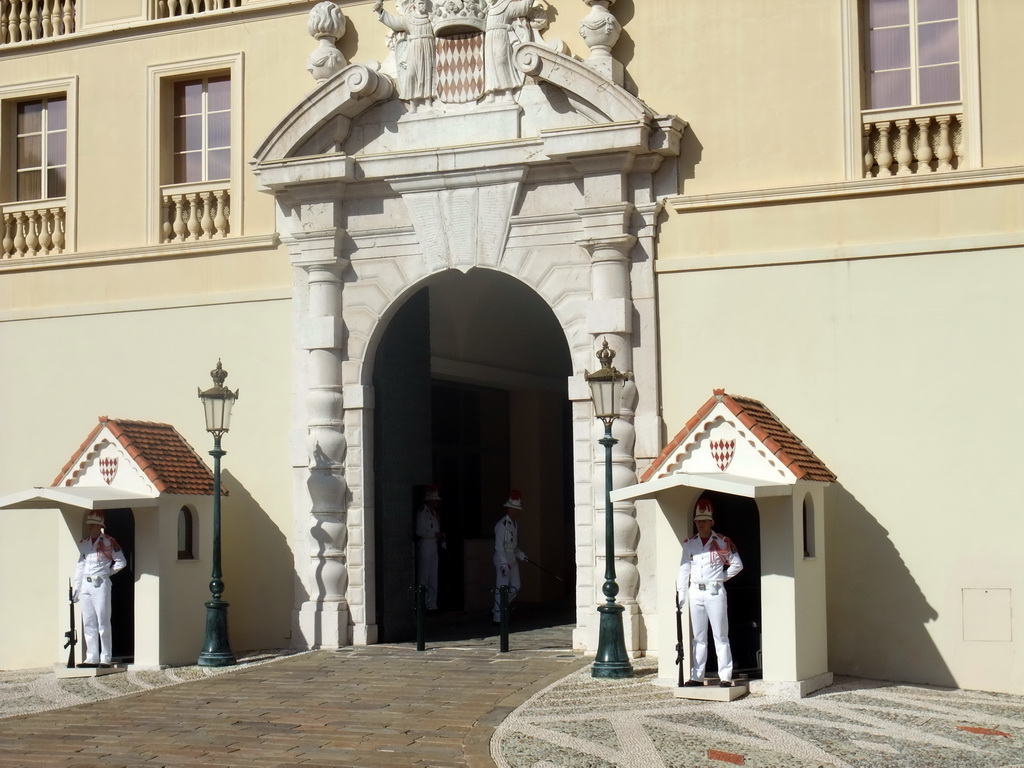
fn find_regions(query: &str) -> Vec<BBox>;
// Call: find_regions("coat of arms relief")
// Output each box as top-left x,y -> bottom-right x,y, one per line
374,0 -> 552,109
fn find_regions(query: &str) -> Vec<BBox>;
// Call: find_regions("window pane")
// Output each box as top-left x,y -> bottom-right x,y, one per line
47,131 -> 67,166
207,148 -> 230,180
48,166 -> 67,198
174,151 -> 203,183
17,135 -> 41,167
869,68 -> 911,109
16,170 -> 41,201
919,63 -> 960,103
174,81 -> 203,116
47,97 -> 67,130
919,0 -> 957,23
174,114 -> 203,153
207,76 -> 230,112
16,101 -> 42,133
207,112 -> 230,149
870,26 -> 910,71
869,0 -> 908,27
919,19 -> 958,66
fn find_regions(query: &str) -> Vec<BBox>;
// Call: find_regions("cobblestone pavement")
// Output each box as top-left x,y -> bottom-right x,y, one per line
493,658 -> 1024,768
3,611 -> 1024,768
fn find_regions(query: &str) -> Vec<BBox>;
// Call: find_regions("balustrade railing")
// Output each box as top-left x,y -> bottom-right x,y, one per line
2,201 -> 66,258
863,105 -> 964,178
161,183 -> 231,243
152,0 -> 240,20
0,0 -> 76,44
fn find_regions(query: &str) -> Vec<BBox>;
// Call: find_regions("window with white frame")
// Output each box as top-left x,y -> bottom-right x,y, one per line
14,95 -> 67,201
865,0 -> 960,110
2,81 -> 73,259
172,75 -> 230,184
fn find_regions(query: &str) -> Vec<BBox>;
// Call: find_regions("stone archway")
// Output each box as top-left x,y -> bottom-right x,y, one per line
252,10 -> 685,653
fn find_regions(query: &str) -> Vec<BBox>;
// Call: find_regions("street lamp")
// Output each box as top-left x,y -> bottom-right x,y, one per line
585,339 -> 633,679
197,359 -> 238,667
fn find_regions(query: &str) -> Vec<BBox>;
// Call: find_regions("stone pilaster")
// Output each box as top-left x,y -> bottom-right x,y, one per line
281,203 -> 351,649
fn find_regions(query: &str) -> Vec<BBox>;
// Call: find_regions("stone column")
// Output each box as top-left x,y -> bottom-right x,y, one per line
578,201 -> 641,653
281,202 -> 350,649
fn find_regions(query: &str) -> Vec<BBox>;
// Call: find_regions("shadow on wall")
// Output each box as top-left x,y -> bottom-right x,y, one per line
825,484 -> 955,687
220,469 -> 294,652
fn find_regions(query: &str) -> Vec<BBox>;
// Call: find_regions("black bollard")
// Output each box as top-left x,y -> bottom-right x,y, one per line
415,585 -> 426,651
498,585 -> 510,653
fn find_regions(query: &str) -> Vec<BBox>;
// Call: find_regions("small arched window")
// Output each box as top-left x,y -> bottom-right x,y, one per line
177,506 -> 195,560
802,494 -> 816,559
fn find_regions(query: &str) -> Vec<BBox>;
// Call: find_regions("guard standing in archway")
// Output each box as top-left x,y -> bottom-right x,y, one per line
72,511 -> 127,667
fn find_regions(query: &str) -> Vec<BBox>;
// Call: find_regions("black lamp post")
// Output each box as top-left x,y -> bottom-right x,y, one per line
585,339 -> 633,679
197,359 -> 238,667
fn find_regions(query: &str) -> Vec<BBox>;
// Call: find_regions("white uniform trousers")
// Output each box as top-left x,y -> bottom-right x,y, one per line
688,583 -> 734,682
81,578 -> 114,664
416,538 -> 439,610
492,556 -> 520,621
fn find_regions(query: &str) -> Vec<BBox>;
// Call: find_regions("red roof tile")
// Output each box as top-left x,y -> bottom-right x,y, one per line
54,417 -> 219,495
641,390 -> 837,484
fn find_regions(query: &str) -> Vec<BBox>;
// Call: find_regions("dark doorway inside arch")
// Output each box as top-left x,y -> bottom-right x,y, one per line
373,270 -> 575,643
693,491 -> 763,680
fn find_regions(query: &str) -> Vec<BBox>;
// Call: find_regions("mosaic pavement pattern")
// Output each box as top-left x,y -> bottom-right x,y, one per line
492,658 -> 1024,768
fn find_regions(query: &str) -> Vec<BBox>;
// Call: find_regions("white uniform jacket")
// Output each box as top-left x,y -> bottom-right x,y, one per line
73,534 -> 127,594
493,515 -> 524,567
415,505 -> 441,543
677,531 -> 742,596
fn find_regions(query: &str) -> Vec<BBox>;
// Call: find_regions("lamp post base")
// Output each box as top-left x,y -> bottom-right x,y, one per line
198,599 -> 236,667
592,601 -> 633,679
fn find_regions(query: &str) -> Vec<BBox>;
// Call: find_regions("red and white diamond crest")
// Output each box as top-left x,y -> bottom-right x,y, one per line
710,439 -> 736,472
99,457 -> 118,485
436,32 -> 484,104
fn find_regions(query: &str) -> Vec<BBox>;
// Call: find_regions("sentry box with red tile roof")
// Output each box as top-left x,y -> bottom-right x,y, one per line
0,417 -> 220,670
612,390 -> 837,699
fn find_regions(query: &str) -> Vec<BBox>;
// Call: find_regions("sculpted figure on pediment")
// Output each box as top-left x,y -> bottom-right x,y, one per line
483,0 -> 534,101
374,0 -> 437,108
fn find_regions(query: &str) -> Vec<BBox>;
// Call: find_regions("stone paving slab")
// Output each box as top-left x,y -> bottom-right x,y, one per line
0,619 -> 584,768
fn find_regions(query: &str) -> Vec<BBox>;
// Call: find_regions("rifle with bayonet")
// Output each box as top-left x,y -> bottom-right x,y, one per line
64,579 -> 77,668
675,592 -> 685,686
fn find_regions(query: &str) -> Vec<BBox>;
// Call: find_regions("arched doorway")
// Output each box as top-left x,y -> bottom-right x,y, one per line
372,270 -> 574,641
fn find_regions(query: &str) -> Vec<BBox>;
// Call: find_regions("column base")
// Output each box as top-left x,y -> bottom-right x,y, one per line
296,601 -> 350,649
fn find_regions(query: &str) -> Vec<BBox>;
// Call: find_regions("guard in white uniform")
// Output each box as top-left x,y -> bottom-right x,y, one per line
677,498 -> 743,686
72,511 -> 127,667
415,485 -> 444,610
492,490 -> 526,622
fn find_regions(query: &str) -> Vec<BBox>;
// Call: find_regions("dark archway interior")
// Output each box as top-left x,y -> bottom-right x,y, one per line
104,507 -> 136,663
373,269 -> 575,642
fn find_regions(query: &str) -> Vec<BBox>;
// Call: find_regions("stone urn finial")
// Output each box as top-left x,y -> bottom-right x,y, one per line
579,0 -> 623,85
307,1 -> 348,85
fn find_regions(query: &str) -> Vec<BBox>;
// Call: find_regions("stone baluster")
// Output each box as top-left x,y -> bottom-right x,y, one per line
171,195 -> 186,241
162,197 -> 173,242
954,113 -> 965,169
914,117 -> 933,174
935,114 -> 953,172
2,214 -> 14,257
214,190 -> 228,236
894,119 -> 912,176
40,0 -> 50,36
199,191 -> 214,238
50,207 -> 64,252
61,0 -> 72,33
19,0 -> 28,41
28,0 -> 38,38
8,3 -> 18,43
874,121 -> 893,177
12,212 -> 26,254
37,208 -> 52,254
24,210 -> 39,255
185,193 -> 200,240
863,123 -> 875,178
168,0 -> 178,17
